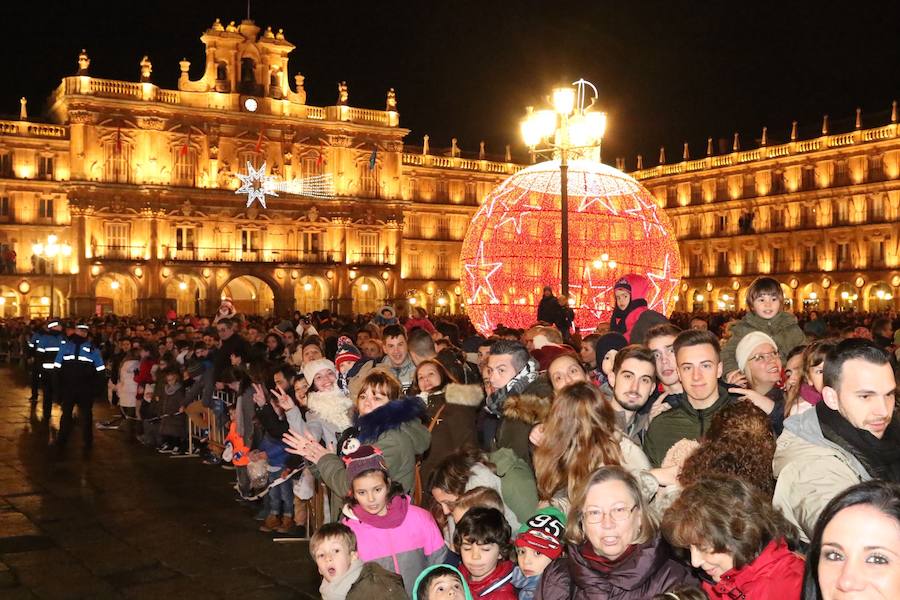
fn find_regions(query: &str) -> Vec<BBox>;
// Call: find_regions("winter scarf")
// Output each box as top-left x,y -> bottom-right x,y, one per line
320,558 -> 365,600
354,395 -> 426,444
580,542 -> 640,573
350,495 -> 409,529
817,402 -> 900,483
485,358 -> 539,417
610,299 -> 648,334
509,566 -> 540,600
164,382 -> 181,396
800,381 -> 822,406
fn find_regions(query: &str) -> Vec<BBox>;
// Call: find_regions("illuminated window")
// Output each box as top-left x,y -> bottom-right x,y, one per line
358,162 -> 379,197
241,229 -> 260,253
105,223 -> 130,258
239,151 -> 262,170
173,148 -> 197,186
103,139 -> 132,183
436,253 -> 448,278
407,252 -> 420,277
359,232 -> 378,258
300,231 -> 321,260
717,214 -> 728,233
301,155 -> 322,178
38,198 -> 53,219
38,156 -> 54,180
0,195 -> 8,218
175,226 -> 195,251
0,153 -> 11,178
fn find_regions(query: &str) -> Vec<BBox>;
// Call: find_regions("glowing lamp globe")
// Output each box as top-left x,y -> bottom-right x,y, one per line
460,159 -> 681,335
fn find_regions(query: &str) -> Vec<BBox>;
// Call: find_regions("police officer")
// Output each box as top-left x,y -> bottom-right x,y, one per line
35,318 -> 63,420
26,322 -> 42,402
52,322 -> 105,453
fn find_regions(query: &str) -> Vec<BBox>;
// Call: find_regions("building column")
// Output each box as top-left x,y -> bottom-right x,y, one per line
67,208 -> 96,316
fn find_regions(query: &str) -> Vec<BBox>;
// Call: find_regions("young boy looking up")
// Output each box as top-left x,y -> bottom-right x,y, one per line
310,523 -> 407,600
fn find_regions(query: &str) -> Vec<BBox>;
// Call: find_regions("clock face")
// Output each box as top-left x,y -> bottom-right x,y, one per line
243,97 -> 258,112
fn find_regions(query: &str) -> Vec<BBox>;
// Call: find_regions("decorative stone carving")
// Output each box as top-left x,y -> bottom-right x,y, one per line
264,26 -> 275,38
307,206 -> 319,222
77,49 -> 90,75
212,18 -> 224,31
386,88 -> 397,111
68,110 -> 95,124
226,21 -> 237,32
136,116 -> 166,130
337,81 -> 349,105
276,28 -> 285,40
139,56 -> 153,82
328,134 -> 352,148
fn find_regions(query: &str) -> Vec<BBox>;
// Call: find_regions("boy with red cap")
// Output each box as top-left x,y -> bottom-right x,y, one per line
511,507 -> 566,599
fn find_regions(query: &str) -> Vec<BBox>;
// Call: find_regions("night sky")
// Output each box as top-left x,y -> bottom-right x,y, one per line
4,1 -> 898,166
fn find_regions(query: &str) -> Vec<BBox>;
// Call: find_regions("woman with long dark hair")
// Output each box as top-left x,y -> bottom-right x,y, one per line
802,480 -> 900,599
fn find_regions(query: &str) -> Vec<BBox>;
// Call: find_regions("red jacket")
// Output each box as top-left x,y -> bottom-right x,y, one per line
703,540 -> 804,600
460,560 -> 517,599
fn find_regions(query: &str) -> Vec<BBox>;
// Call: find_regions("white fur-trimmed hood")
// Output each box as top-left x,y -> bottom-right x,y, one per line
444,383 -> 484,407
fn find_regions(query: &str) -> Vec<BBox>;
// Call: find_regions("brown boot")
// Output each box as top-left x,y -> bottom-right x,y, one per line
259,514 -> 280,533
275,515 -> 293,534
294,498 -> 309,527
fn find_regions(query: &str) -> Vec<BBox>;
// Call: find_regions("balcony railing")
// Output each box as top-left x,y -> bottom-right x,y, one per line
351,252 -> 396,266
93,245 -> 144,260
165,247 -> 343,264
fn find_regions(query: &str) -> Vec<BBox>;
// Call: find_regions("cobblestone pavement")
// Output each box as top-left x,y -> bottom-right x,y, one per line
0,366 -> 320,599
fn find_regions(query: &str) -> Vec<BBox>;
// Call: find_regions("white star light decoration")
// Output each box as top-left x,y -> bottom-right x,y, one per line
235,161 -> 278,208
235,162 -> 336,208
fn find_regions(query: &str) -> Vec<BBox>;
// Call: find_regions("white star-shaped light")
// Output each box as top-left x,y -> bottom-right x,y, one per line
464,241 -> 503,304
646,253 -> 680,311
235,161 -> 278,208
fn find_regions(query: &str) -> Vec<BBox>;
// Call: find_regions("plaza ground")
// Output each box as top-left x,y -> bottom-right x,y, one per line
0,367 -> 320,599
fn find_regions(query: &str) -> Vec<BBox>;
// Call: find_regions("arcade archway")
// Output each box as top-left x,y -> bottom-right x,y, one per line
94,272 -> 138,316
222,275 -> 275,316
352,276 -> 385,314
164,274 -> 207,316
294,276 -> 330,314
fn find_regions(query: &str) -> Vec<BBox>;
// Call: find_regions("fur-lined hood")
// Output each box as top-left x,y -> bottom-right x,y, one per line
355,395 -> 426,444
308,389 -> 354,431
444,383 -> 484,407
502,376 -> 553,424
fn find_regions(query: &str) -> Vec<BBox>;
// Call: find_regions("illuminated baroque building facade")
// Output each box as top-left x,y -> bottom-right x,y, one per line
1,18 -> 898,319
633,110 -> 900,313
0,19 -> 516,318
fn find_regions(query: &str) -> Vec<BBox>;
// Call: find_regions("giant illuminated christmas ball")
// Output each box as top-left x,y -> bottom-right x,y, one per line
460,159 -> 681,335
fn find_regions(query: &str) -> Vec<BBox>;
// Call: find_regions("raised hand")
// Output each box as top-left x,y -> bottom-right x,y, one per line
251,383 -> 267,408
282,429 -> 333,464
269,386 -> 295,412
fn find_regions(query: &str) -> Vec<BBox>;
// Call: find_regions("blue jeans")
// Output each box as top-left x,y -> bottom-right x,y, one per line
268,471 -> 294,516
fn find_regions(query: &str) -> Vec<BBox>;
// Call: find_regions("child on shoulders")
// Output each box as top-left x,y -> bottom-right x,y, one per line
721,277 -> 806,378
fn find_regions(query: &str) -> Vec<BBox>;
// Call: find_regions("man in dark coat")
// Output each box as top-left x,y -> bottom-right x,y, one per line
537,286 -> 562,326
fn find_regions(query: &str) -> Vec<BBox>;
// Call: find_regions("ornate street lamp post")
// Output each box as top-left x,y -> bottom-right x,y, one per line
520,79 -> 607,297
32,234 -> 72,317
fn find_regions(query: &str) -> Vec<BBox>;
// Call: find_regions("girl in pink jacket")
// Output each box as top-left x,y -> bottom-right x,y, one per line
340,445 -> 446,595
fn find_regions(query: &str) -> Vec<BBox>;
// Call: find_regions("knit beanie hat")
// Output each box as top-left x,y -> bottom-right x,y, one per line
594,332 -> 628,365
515,506 -> 567,560
735,331 -> 778,372
335,336 -> 362,370
302,358 -> 337,387
613,277 -> 632,293
342,445 -> 387,487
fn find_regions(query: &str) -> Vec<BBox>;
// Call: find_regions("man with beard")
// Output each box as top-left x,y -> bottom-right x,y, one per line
774,338 -> 900,542
607,345 -> 658,444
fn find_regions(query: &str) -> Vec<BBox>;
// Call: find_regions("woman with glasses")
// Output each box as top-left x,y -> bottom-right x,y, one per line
725,331 -> 788,434
537,466 -> 696,599
663,475 -> 804,599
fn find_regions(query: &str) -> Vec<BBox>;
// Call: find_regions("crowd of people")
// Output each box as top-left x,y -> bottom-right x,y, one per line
2,274 -> 900,600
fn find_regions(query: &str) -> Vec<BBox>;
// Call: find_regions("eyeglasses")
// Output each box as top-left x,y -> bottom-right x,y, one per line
748,351 -> 779,364
581,505 -> 637,524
